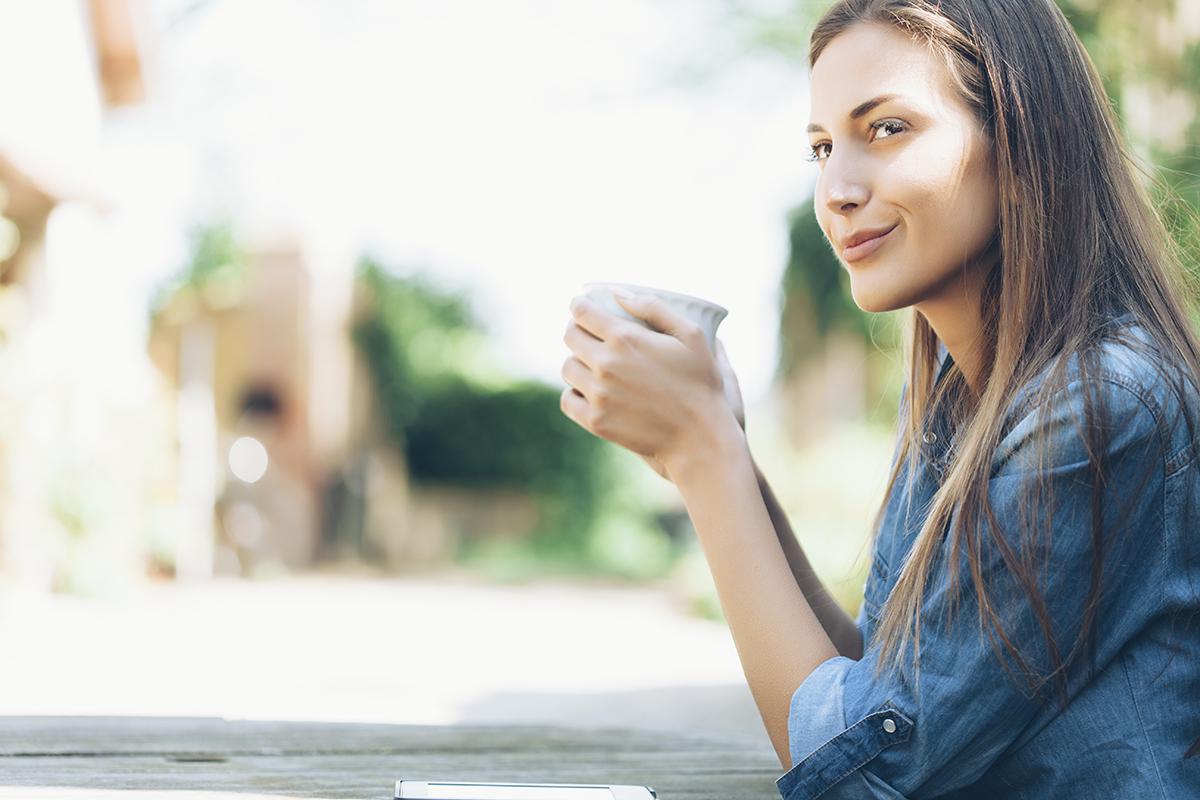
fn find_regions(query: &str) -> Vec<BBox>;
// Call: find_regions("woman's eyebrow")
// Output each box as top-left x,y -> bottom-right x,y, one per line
806,93 -> 902,133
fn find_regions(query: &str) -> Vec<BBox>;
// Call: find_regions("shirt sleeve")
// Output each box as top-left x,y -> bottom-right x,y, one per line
776,379 -> 1167,800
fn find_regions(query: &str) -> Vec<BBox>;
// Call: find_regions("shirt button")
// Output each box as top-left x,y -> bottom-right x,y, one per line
922,431 -> 938,444
883,718 -> 897,734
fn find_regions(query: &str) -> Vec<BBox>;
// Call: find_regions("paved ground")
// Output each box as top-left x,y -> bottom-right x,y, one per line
0,572 -> 772,751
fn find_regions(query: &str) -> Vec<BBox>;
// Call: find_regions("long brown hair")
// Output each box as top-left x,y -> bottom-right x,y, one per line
810,0 -> 1200,760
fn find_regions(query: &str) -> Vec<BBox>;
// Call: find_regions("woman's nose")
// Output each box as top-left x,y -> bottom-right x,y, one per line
821,168 -> 870,215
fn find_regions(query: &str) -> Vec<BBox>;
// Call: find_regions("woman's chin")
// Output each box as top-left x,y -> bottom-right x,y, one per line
848,282 -> 901,314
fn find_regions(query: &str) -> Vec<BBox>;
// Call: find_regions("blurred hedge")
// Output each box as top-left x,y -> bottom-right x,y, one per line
351,258 -> 613,555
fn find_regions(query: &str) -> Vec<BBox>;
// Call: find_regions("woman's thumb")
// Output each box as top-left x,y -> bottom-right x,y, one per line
613,292 -> 682,337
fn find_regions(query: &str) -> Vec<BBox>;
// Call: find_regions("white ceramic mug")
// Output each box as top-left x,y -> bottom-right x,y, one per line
581,282 -> 728,353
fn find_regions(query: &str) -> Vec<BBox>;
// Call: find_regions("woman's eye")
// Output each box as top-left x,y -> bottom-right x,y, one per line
870,119 -> 907,140
804,142 -> 832,163
805,120 -> 905,163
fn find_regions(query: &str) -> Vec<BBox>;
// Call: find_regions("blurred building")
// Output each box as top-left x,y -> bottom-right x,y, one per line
0,1 -> 631,588
149,243 -> 341,576
147,241 -> 543,577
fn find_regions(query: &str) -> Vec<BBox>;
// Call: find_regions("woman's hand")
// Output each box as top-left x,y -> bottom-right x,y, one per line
715,338 -> 746,432
560,292 -> 739,478
639,338 -> 745,481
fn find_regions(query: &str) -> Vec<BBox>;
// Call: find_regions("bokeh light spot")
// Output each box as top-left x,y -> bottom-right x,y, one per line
228,436 -> 268,483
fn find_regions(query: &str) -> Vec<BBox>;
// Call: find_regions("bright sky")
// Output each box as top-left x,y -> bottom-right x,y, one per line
143,0 -> 819,402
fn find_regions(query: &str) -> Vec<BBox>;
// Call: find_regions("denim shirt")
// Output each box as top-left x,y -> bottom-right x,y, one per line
776,314 -> 1200,799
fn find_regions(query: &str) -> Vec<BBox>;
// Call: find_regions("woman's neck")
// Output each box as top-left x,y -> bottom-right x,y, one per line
916,256 -> 995,396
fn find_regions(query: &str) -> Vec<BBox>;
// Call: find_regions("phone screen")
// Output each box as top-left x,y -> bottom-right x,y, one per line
424,784 -> 614,799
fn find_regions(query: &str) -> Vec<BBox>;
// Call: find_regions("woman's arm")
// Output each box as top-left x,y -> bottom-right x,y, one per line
664,338 -> 865,660
560,294 -> 841,769
666,420 -> 840,770
643,450 -> 864,661
753,459 -> 864,661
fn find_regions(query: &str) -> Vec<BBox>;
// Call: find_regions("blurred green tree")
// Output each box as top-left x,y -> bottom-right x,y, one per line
1055,0 -> 1200,285
777,198 -> 875,377
351,258 -> 617,559
149,222 -> 248,316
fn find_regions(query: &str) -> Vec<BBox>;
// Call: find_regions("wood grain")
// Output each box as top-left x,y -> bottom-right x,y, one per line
0,717 -> 783,799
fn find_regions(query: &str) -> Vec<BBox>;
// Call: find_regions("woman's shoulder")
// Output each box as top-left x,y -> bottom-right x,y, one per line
1001,314 -> 1199,475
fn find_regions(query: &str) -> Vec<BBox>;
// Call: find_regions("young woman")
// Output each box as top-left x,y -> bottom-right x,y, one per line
559,0 -> 1200,796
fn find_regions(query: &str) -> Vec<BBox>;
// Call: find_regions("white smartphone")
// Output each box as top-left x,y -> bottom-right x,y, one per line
394,780 -> 657,800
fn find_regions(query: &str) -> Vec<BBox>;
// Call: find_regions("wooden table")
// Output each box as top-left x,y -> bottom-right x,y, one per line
0,717 -> 784,799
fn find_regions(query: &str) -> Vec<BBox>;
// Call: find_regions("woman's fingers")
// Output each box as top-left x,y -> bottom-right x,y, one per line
560,385 -> 590,429
613,292 -> 700,343
569,296 -> 642,343
560,354 -> 598,399
563,319 -> 604,370
568,296 -> 610,341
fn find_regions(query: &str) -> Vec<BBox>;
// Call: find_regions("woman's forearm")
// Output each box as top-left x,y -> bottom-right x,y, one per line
666,418 -> 839,770
752,460 -> 864,661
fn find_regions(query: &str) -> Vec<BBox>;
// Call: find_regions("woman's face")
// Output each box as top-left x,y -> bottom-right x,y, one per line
807,23 -> 998,314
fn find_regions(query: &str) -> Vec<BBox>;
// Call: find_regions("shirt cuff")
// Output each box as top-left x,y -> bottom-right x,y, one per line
776,656 -> 914,800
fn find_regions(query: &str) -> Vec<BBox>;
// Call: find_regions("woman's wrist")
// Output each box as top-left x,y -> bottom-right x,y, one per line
662,403 -> 749,488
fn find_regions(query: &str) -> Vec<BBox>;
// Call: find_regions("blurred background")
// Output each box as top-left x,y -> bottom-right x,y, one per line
0,0 -> 1195,746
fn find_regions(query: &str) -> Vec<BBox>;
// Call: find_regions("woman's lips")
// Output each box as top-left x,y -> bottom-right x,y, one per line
843,223 -> 898,263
